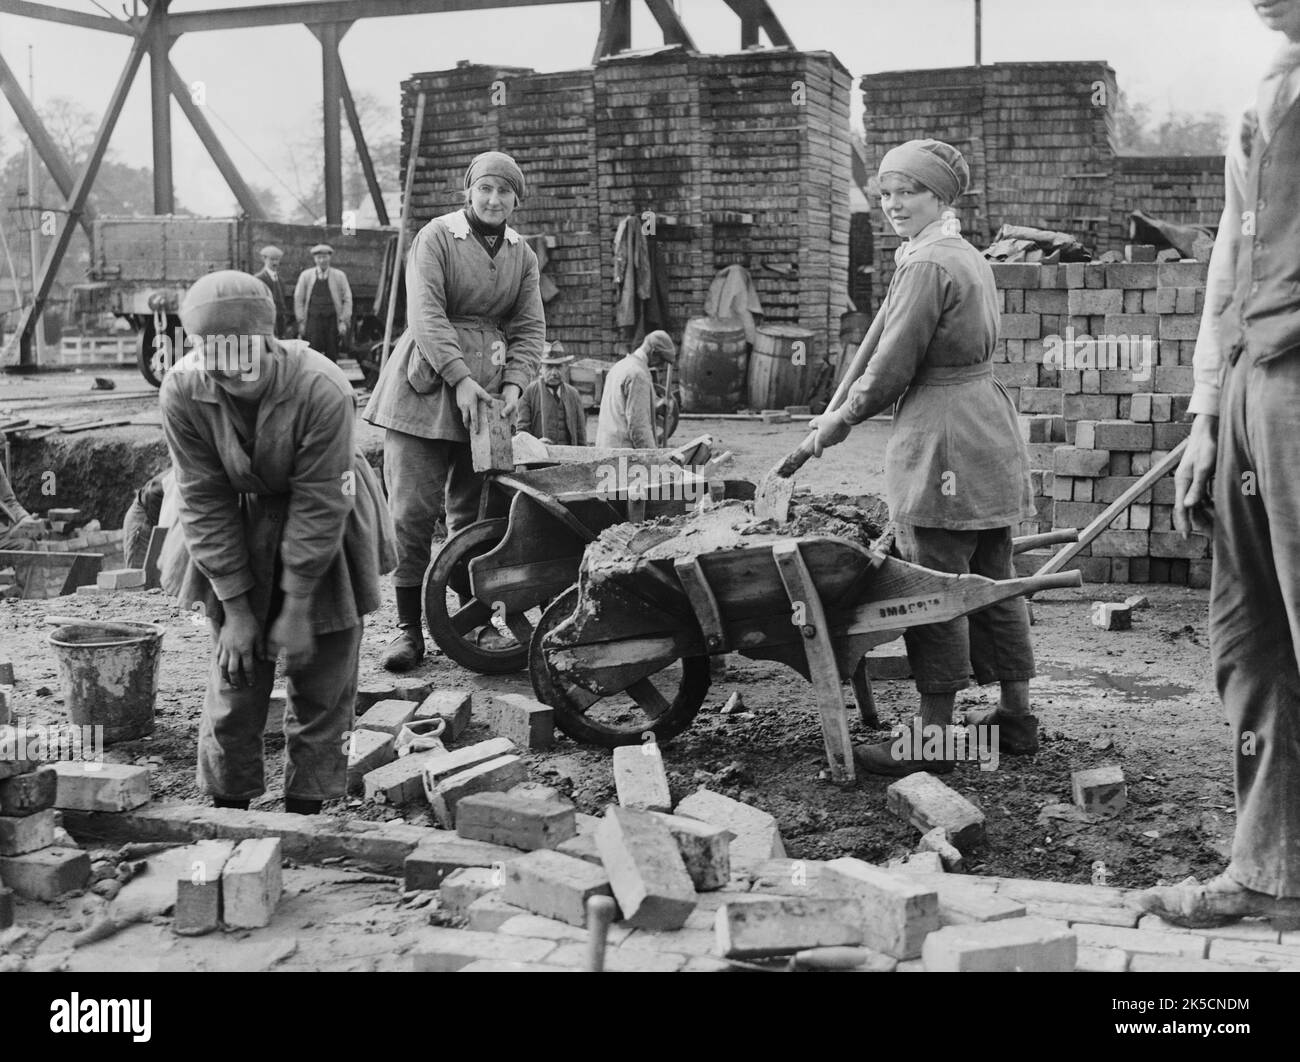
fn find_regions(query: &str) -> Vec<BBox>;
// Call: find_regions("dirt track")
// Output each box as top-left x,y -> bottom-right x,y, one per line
0,368 -> 1228,893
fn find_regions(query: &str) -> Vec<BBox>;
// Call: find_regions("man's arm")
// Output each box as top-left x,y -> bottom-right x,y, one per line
337,270 -> 353,323
294,272 -> 307,326
625,370 -> 658,450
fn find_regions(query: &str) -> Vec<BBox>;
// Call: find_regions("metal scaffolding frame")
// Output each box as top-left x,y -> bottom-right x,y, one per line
0,0 -> 794,368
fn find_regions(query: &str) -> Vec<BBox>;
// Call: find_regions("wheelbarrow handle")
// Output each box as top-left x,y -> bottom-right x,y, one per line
1014,569 -> 1084,595
1012,528 -> 1079,554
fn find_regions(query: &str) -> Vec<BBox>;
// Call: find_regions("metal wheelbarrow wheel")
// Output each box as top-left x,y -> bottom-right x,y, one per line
424,518 -> 538,674
529,585 -> 711,747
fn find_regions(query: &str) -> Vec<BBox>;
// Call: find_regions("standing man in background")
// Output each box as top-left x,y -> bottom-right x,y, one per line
1138,0 -> 1300,927
596,330 -> 675,449
295,244 -> 352,362
253,245 -> 294,339
515,341 -> 586,445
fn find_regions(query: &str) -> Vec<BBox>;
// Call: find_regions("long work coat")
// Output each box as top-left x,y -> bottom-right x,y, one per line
364,209 -> 545,440
158,340 -> 395,634
839,221 -> 1034,530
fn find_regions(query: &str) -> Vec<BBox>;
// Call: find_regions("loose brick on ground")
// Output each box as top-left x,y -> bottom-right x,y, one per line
428,756 -> 527,828
221,837 -> 283,929
346,729 -> 396,795
502,849 -> 615,927
465,892 -> 528,931
547,941 -> 686,972
415,690 -> 472,741
1128,953 -> 1269,973
612,742 -> 672,812
595,806 -> 695,930
0,808 -> 56,855
922,917 -> 1076,972
1206,938 -> 1300,969
886,773 -> 985,853
1091,602 -> 1132,631
50,762 -> 151,812
1072,764 -> 1127,813
492,694 -> 555,750
356,679 -> 436,713
1073,922 -> 1206,958
97,568 -> 146,590
438,867 -> 499,918
715,896 -> 863,958
917,827 -> 964,872
0,766 -> 57,817
1076,945 -> 1129,972
1137,913 -> 1281,943
411,927 -> 557,972
404,837 -> 520,891
174,839 -> 236,936
365,748 -> 455,805
355,699 -> 419,736
455,791 -> 576,850
650,811 -> 732,891
418,738 -> 516,802
0,847 -> 91,900
674,789 -> 784,866
824,858 -> 940,959
556,833 -> 601,865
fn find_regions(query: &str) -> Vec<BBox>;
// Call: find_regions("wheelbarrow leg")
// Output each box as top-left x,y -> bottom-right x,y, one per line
850,657 -> 879,729
771,542 -> 856,784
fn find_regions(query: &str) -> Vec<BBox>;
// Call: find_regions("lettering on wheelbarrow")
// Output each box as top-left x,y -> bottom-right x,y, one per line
875,595 -> 943,619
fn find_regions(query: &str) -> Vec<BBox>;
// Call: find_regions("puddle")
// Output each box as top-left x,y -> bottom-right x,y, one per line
1038,664 -> 1194,701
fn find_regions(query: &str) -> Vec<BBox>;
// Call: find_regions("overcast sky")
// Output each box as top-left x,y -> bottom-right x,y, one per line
0,0 -> 1283,216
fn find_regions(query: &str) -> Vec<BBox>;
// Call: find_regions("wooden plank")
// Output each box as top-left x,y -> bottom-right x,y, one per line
673,557 -> 728,653
143,526 -> 168,591
771,541 -> 854,784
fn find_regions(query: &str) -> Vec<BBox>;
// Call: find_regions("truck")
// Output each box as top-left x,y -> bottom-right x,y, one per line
87,216 -> 400,387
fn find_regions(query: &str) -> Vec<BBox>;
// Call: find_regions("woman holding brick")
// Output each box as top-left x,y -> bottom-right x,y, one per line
159,270 -> 395,814
809,138 -> 1037,777
364,151 -> 545,672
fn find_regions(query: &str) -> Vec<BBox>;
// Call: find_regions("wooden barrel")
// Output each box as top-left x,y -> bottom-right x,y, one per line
747,325 -> 816,410
679,317 -> 749,413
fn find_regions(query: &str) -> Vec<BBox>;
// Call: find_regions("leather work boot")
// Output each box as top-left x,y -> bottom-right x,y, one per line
963,707 -> 1040,755
1135,873 -> 1300,929
853,738 -> 954,778
381,585 -> 426,672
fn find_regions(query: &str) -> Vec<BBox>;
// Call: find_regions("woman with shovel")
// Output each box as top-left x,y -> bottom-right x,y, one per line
809,139 -> 1037,777
364,151 -> 545,672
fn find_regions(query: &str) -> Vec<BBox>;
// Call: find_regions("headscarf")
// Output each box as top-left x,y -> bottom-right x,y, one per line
878,139 -> 970,204
464,151 -> 526,200
180,270 -> 275,337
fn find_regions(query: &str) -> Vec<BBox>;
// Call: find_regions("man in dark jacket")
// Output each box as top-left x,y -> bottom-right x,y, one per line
514,342 -> 586,445
253,245 -> 293,338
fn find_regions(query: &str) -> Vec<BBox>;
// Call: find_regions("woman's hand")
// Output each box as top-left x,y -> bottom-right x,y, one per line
266,596 -> 316,672
501,383 -> 522,420
216,602 -> 262,689
809,411 -> 852,457
454,377 -> 493,433
1173,414 -> 1218,538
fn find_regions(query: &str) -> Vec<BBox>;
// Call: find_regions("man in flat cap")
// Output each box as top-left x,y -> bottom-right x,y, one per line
294,243 -> 353,362
515,341 -> 586,445
254,245 -> 293,339
596,330 -> 675,450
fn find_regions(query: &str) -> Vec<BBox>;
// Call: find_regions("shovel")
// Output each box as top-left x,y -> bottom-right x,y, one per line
754,304 -> 888,522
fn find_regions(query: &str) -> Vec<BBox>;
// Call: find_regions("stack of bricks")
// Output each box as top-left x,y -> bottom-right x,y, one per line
983,259 -> 1211,583
0,758 -> 91,903
400,48 -> 850,364
860,63 -> 1225,307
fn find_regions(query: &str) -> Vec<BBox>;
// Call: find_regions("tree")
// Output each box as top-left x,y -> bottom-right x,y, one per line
1113,90 -> 1228,156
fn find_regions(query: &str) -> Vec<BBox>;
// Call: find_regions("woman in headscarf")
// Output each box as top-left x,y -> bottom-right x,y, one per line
159,270 -> 395,813
810,138 -> 1037,777
364,150 -> 545,672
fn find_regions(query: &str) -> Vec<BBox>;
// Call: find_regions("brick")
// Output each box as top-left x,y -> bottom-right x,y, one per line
411,927 -> 556,972
1149,531 -> 1211,559
993,362 -> 1038,388
1091,602 -> 1132,631
1097,369 -> 1146,394
1157,261 -> 1208,286
428,755 -> 528,828
1053,501 -> 1106,527
1025,290 -> 1067,314
414,690 -> 472,741
1128,953 -> 1267,973
1091,531 -> 1151,558
886,773 -> 985,853
674,789 -> 785,866
555,832 -> 601,865
990,263 -> 1041,288
1076,944 -> 1128,972
345,729 -> 396,794
823,857 -> 940,959
1153,421 -> 1190,449
365,747 -> 456,805
0,767 -> 57,817
97,568 -> 146,590
650,811 -> 732,891
355,698 -> 419,737
1154,366 -> 1195,392
1018,415 -> 1054,442
1063,393 -> 1119,421
612,742 -> 672,812
502,849 -> 615,927
1068,289 -> 1122,315
1206,938 -> 1300,969
174,839 -> 236,936
922,917 -> 1076,972
0,662 -> 13,685
715,897 -> 864,958
355,679 -> 435,713
439,867 -> 500,917
1105,263 -> 1158,289
492,694 -> 554,750
465,892 -> 529,931
221,837 -> 282,928
405,837 -> 518,890
1053,447 -> 1109,478
497,912 -> 592,942
1110,558 -> 1131,582
548,940 -> 686,972
455,792 -> 576,850
1071,764 -> 1127,813
49,761 -> 150,813
917,827 -> 965,872
1073,922 -> 1206,958
1017,387 -> 1062,414
417,738 -> 516,799
1130,393 -> 1153,422
1081,420 -> 1154,451
930,880 -> 1025,925
0,808 -> 56,855
0,847 -> 90,900
1188,560 -> 1213,589
1129,504 -> 1152,531
595,806 -> 695,930
999,313 -> 1040,340
1159,315 -> 1202,341
0,885 -> 11,929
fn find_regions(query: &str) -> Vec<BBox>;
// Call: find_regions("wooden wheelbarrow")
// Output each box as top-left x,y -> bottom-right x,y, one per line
422,436 -> 730,674
528,516 -> 1083,782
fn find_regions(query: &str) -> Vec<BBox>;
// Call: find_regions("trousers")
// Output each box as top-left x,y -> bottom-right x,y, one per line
893,523 -> 1036,694
198,622 -> 361,801
1212,349 -> 1300,896
383,429 -> 485,586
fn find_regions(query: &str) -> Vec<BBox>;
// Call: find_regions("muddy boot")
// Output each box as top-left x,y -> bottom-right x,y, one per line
381,585 -> 425,672
964,680 -> 1039,754
854,693 -> 957,777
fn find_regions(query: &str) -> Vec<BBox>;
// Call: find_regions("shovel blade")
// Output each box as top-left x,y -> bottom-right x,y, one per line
754,471 -> 795,523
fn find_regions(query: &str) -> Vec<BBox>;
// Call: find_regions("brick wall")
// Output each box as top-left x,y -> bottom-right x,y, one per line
987,260 -> 1211,585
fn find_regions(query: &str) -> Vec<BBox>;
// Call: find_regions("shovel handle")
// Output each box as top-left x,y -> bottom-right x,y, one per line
773,431 -> 818,479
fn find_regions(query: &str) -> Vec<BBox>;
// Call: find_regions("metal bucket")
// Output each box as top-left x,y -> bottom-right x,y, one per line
47,621 -> 165,744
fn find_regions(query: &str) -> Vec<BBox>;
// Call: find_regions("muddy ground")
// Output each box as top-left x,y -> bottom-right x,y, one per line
0,369 -> 1231,893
